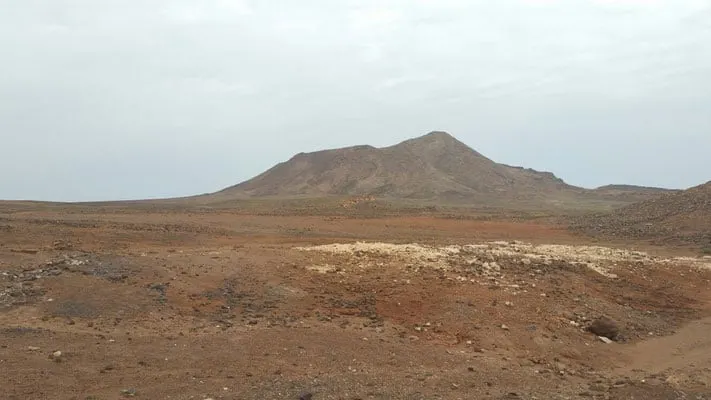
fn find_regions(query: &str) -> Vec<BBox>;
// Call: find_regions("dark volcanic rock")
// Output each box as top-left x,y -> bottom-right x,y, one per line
588,316 -> 620,340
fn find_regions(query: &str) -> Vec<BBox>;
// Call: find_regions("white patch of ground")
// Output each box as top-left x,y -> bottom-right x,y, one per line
306,264 -> 341,274
296,241 -> 711,279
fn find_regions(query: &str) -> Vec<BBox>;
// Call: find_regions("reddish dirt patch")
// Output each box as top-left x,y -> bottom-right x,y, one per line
1,206 -> 710,399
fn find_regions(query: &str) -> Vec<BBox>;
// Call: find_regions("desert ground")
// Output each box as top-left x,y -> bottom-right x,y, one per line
1,201 -> 711,399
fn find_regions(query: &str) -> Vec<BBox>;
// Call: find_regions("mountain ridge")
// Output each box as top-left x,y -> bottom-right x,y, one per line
215,131 -> 677,207
219,131 -> 577,201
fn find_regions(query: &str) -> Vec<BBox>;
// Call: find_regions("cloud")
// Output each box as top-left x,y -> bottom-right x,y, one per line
0,0 -> 709,200
160,0 -> 254,24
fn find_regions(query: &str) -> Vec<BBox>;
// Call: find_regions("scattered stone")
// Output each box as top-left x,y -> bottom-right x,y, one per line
589,384 -> 607,392
50,350 -> 62,361
501,324 -> 510,331
121,388 -> 137,397
598,336 -> 614,344
11,248 -> 39,254
299,391 -> 313,400
100,365 -> 115,373
589,316 -> 620,340
52,240 -> 72,251
27,346 -> 40,351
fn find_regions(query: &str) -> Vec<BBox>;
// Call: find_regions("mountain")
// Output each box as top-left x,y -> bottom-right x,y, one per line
211,131 -> 679,208
217,131 -> 577,203
573,181 -> 711,248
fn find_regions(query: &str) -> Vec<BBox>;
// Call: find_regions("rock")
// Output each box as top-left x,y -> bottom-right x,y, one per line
299,392 -> 313,400
50,350 -> 62,361
100,365 -> 115,373
52,240 -> 73,250
121,388 -> 137,397
589,384 -> 607,392
555,362 -> 567,373
27,346 -> 41,351
11,248 -> 39,254
501,324 -> 510,330
589,316 -> 620,339
598,336 -> 614,344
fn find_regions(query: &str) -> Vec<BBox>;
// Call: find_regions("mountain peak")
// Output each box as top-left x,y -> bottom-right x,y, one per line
393,130 -> 484,158
416,131 -> 458,144
396,131 -> 465,147
425,130 -> 454,139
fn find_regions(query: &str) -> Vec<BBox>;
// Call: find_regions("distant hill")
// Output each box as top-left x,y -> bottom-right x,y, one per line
218,132 -> 574,202
573,181 -> 711,248
211,131 -> 676,208
590,184 -> 679,203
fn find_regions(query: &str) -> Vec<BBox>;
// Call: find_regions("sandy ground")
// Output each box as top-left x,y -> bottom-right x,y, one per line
1,207 -> 710,399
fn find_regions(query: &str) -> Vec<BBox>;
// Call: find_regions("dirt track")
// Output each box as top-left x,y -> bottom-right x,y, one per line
1,207 -> 710,399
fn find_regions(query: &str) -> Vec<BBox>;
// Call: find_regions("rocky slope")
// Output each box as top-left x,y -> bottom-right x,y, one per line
212,131 -> 677,209
218,132 -> 575,203
590,185 -> 678,203
572,181 -> 711,248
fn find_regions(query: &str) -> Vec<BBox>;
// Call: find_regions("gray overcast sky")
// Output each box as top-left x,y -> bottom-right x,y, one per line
1,0 -> 710,201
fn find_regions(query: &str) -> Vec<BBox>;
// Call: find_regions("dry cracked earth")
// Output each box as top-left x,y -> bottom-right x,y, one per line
1,206 -> 711,399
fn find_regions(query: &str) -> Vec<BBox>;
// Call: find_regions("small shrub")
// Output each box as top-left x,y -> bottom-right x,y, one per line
702,247 -> 711,255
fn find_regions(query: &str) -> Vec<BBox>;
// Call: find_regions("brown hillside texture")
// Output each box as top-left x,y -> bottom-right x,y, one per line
215,131 -> 672,208
572,181 -> 711,248
221,131 -> 572,199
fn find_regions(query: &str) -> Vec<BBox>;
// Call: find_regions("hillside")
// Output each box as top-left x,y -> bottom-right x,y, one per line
573,181 -> 711,248
211,131 -> 677,209
590,184 -> 679,203
218,132 -> 577,203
